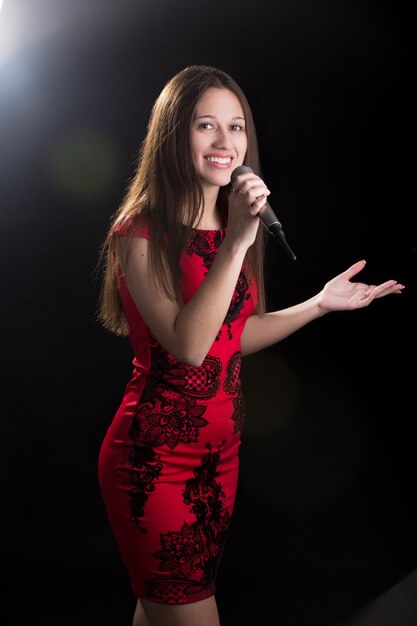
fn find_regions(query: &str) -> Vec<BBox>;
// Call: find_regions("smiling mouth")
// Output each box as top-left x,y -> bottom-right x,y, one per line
205,156 -> 232,165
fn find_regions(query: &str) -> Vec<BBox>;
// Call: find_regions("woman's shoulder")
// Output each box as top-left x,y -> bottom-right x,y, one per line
114,213 -> 150,239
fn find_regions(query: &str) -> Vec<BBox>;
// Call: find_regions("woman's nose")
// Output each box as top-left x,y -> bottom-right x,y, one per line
213,127 -> 233,148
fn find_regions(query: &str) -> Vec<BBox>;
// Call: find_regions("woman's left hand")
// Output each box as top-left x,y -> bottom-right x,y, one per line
317,259 -> 405,314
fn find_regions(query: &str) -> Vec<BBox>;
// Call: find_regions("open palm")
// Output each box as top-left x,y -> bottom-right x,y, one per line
318,259 -> 405,313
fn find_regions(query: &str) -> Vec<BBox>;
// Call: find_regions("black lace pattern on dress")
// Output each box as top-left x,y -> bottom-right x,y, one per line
123,336 -> 222,531
145,443 -> 231,603
224,351 -> 245,434
148,335 -> 222,399
185,229 -> 251,340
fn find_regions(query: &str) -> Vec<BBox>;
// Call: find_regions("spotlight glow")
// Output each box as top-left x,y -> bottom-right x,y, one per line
0,1 -> 72,66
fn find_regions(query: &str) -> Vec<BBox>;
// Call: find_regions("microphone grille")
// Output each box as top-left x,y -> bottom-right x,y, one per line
230,165 -> 253,182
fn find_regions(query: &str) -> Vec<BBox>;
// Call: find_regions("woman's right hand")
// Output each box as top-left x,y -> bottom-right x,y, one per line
226,170 -> 271,247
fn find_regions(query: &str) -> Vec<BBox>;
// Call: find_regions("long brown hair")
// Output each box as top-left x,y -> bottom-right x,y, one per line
97,65 -> 266,336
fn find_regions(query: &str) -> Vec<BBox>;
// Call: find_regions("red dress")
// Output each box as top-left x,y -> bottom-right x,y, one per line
98,225 -> 256,604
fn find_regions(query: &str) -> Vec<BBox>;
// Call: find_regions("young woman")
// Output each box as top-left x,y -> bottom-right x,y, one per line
97,65 -> 404,626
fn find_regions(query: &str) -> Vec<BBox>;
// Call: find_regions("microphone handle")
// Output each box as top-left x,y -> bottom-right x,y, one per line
267,221 -> 297,261
259,202 -> 297,261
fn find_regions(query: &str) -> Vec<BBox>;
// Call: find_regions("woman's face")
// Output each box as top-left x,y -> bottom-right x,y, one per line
191,87 -> 247,191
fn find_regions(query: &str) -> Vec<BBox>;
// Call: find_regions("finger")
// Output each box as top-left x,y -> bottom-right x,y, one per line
363,281 -> 402,300
249,195 -> 269,215
233,172 -> 263,186
234,173 -> 267,191
245,188 -> 270,208
239,182 -> 269,198
373,280 -> 405,298
372,280 -> 396,292
340,259 -> 367,281
230,183 -> 265,196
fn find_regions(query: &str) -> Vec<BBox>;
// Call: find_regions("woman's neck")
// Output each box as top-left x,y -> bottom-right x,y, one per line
195,187 -> 224,230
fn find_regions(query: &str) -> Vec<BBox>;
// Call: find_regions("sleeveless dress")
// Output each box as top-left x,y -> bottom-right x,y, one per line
98,224 -> 256,605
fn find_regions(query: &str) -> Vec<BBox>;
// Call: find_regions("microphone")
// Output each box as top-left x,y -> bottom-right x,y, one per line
231,165 -> 297,261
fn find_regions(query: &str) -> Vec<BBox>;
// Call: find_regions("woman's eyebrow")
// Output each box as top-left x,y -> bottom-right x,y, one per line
194,114 -> 246,121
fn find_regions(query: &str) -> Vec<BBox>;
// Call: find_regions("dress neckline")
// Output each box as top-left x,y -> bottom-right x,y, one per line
192,226 -> 226,232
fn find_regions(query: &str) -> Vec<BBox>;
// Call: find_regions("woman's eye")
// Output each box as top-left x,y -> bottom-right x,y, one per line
197,122 -> 245,131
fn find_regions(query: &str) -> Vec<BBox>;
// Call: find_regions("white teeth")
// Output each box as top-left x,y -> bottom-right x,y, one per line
206,157 -> 231,164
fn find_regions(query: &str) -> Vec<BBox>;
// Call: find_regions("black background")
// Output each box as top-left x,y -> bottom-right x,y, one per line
1,1 -> 415,625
